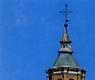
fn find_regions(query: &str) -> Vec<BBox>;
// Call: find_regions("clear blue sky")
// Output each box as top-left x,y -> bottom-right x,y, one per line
0,0 -> 95,80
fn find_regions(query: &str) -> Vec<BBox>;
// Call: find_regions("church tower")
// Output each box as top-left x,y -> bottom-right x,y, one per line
46,4 -> 86,80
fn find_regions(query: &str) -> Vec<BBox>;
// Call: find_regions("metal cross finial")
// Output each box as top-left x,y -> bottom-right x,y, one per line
60,4 -> 72,23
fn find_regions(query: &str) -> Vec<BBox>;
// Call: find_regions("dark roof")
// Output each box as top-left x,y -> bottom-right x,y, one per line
53,53 -> 79,68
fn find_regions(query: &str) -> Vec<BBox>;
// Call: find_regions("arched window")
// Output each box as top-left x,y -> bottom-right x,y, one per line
58,79 -> 62,80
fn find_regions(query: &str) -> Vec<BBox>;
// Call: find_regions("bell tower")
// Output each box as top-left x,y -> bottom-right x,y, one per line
46,4 -> 86,80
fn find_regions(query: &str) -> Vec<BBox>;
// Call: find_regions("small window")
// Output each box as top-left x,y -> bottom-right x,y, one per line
63,45 -> 65,48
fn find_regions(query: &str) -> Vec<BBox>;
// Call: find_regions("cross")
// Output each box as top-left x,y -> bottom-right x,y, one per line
60,4 -> 72,23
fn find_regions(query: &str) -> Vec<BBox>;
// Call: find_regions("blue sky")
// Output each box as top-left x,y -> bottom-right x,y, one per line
0,0 -> 95,80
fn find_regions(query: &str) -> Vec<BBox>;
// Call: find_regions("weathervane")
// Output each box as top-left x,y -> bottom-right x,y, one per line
60,4 -> 72,24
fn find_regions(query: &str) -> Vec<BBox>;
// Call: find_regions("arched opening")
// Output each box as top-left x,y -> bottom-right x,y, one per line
69,79 -> 74,80
57,79 -> 62,80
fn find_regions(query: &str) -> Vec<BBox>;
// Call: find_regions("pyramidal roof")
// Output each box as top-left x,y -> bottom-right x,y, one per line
53,53 -> 79,68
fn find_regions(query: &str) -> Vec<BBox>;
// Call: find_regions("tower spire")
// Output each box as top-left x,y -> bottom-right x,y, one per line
58,4 -> 73,53
60,24 -> 71,43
